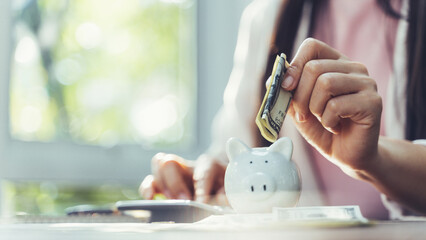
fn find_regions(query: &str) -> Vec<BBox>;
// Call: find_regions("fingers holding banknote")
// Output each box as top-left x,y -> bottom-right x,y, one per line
281,38 -> 382,173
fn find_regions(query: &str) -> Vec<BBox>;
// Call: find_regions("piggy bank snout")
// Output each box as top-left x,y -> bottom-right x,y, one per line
242,172 -> 276,200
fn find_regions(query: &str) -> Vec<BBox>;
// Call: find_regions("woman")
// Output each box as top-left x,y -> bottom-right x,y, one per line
140,0 -> 426,219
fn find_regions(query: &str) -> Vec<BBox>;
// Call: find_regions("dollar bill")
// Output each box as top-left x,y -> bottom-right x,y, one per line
256,53 -> 292,143
273,205 -> 369,224
192,205 -> 369,230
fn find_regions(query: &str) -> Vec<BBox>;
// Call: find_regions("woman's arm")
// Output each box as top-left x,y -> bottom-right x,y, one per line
283,38 -> 426,214
362,137 -> 426,214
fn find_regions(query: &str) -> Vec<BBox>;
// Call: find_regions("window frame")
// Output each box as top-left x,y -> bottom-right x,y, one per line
0,0 -> 245,184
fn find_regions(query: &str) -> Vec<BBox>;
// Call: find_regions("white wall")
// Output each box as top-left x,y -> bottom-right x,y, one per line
196,0 -> 253,151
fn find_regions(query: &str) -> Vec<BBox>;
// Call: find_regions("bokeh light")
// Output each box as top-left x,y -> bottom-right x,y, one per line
10,0 -> 195,147
131,95 -> 179,138
14,36 -> 39,64
75,22 -> 102,50
19,106 -> 43,133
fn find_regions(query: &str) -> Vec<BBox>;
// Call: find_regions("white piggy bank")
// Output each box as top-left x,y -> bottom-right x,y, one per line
224,137 -> 301,213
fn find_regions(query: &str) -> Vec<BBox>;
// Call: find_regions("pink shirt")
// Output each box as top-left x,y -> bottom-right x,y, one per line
311,0 -> 400,219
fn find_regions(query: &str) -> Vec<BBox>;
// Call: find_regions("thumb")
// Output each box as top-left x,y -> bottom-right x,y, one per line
265,76 -> 272,88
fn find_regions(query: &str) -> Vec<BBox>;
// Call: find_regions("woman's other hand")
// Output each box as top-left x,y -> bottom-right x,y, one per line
139,153 -> 227,205
139,153 -> 195,200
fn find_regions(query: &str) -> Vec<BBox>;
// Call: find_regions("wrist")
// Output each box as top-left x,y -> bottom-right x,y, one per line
352,139 -> 385,183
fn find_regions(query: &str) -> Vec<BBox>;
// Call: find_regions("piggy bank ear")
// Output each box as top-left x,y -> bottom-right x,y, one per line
268,137 -> 293,160
226,137 -> 250,162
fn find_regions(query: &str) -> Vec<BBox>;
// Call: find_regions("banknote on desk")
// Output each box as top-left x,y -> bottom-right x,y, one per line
256,53 -> 292,143
191,205 -> 370,231
273,205 -> 370,226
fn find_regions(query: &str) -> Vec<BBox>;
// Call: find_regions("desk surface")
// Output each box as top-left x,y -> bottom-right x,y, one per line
0,221 -> 425,240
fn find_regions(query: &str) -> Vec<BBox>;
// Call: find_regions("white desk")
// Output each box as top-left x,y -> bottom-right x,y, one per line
0,221 -> 425,240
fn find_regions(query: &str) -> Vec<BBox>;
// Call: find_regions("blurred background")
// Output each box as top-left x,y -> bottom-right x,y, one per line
0,0 -> 252,216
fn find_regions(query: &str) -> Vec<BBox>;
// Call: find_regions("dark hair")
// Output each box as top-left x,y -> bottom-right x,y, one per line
257,0 -> 322,147
258,0 -> 426,146
406,0 -> 426,140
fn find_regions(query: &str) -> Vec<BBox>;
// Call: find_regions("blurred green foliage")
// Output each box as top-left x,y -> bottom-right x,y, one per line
7,0 -> 195,215
6,181 -> 140,215
10,0 -> 196,147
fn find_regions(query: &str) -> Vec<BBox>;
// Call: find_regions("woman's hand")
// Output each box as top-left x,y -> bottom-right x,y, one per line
283,38 -> 382,176
139,153 -> 227,205
139,153 -> 195,200
282,38 -> 426,214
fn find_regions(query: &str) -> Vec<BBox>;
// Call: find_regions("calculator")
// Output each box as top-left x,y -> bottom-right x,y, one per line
116,200 -> 230,223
